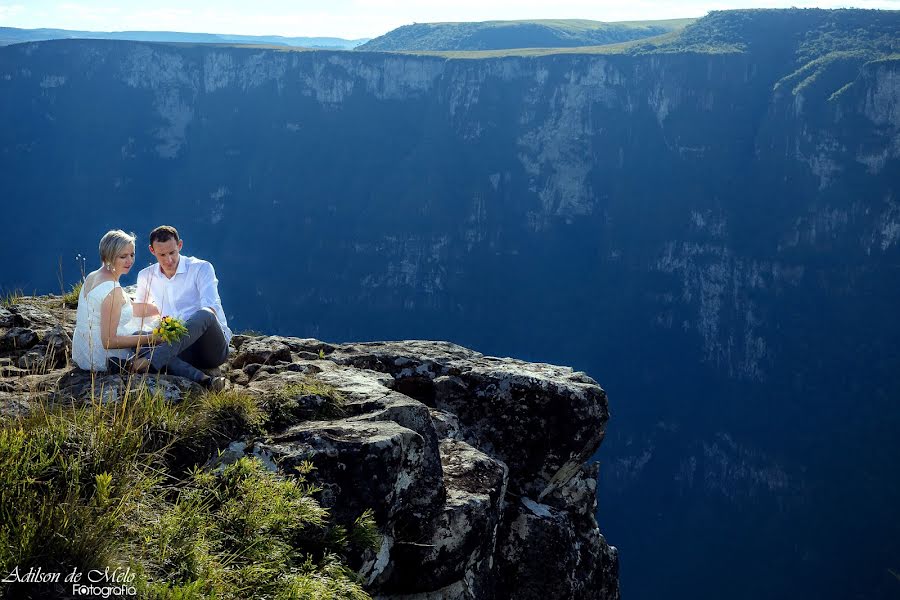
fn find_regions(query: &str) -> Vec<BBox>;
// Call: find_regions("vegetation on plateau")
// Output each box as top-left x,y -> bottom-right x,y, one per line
358,18 -> 694,52
388,8 -> 898,67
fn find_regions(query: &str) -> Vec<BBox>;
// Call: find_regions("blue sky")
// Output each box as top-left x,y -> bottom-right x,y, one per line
0,0 -> 897,39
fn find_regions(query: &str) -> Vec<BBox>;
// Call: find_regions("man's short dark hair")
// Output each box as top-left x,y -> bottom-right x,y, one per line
149,225 -> 180,246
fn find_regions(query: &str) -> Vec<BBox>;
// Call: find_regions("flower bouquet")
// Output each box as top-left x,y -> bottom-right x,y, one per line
153,316 -> 189,344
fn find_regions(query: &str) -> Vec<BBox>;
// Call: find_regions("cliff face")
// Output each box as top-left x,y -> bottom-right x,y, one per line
0,295 -> 618,599
1,27 -> 898,599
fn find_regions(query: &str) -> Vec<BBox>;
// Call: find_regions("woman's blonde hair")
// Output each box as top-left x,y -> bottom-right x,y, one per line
99,230 -> 136,267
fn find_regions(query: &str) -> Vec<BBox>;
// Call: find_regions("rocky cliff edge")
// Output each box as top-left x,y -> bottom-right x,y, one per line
0,295 -> 618,599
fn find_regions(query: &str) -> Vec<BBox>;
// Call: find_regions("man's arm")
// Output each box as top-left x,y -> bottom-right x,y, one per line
132,269 -> 160,320
196,262 -> 223,316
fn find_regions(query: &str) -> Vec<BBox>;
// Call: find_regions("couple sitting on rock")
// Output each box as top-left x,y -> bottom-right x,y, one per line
71,225 -> 231,391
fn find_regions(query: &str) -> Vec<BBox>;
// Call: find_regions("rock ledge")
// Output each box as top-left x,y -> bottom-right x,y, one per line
0,297 -> 619,599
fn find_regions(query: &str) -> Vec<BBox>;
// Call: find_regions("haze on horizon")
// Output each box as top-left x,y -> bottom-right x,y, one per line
1,0 -> 898,40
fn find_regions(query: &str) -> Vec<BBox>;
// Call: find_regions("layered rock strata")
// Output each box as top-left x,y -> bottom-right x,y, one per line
0,296 -> 618,599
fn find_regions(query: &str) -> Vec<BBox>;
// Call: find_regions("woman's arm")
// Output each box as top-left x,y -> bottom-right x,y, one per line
100,287 -> 157,350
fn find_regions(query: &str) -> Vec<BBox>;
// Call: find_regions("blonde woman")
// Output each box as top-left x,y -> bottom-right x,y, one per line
72,230 -> 159,372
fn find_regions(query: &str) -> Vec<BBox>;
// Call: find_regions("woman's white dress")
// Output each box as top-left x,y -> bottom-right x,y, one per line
72,280 -> 133,371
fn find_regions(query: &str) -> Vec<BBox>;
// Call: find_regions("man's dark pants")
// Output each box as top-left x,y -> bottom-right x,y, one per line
147,309 -> 228,383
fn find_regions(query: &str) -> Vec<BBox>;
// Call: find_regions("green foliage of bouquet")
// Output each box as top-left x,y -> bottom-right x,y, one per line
153,316 -> 188,344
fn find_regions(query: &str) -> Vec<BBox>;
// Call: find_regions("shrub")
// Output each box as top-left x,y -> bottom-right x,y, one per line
0,382 -> 373,600
134,457 -> 370,600
166,388 -> 264,473
61,281 -> 82,308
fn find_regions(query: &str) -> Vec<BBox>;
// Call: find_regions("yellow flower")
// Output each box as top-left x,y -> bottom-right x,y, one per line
153,315 -> 189,344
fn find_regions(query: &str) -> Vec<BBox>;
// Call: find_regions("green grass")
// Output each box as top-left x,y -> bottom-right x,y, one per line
263,377 -> 347,431
61,281 -> 82,308
0,380 -> 377,599
166,389 -> 265,471
0,288 -> 23,307
0,388 -> 179,575
133,457 -> 373,599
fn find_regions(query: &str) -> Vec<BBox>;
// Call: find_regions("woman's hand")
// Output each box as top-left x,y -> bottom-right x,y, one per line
140,331 -> 162,347
132,302 -> 160,318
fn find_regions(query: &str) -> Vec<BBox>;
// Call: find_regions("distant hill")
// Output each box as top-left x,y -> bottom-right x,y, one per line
630,7 -> 899,57
356,18 -> 693,51
382,8 -> 898,65
0,27 -> 368,49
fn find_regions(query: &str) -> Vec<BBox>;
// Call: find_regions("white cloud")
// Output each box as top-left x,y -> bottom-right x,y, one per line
0,4 -> 26,19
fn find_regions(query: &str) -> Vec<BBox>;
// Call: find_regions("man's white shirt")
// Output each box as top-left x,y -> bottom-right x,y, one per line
135,255 -> 232,344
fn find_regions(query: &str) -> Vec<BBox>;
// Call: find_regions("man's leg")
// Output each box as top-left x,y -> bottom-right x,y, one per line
155,355 -> 207,382
148,309 -> 226,383
179,312 -> 228,369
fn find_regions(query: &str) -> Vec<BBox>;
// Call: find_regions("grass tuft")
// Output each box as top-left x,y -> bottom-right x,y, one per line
263,378 -> 347,431
0,288 -> 23,307
165,388 -> 264,473
61,281 -> 82,308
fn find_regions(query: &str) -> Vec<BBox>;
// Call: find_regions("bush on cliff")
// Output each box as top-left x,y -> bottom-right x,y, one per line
0,382 -> 376,599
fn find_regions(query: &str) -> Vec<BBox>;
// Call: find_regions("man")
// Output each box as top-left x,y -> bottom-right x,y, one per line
133,225 -> 231,390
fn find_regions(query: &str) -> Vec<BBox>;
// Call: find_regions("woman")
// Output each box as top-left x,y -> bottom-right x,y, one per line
72,230 -> 159,372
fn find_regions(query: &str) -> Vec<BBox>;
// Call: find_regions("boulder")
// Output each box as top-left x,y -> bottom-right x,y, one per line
495,496 -> 619,600
42,326 -> 72,367
0,391 -> 31,418
429,408 -> 461,440
0,365 -> 29,378
435,364 -> 608,499
373,439 -> 508,595
18,347 -> 50,371
0,307 -> 22,328
348,395 -> 446,526
0,327 -> 38,353
306,366 -> 448,522
230,337 -> 292,369
12,303 -> 59,330
328,341 -> 609,498
52,368 -> 200,404
258,418 -> 431,529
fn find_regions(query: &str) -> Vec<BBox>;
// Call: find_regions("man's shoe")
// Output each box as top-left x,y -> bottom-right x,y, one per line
204,376 -> 227,393
128,356 -> 152,374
